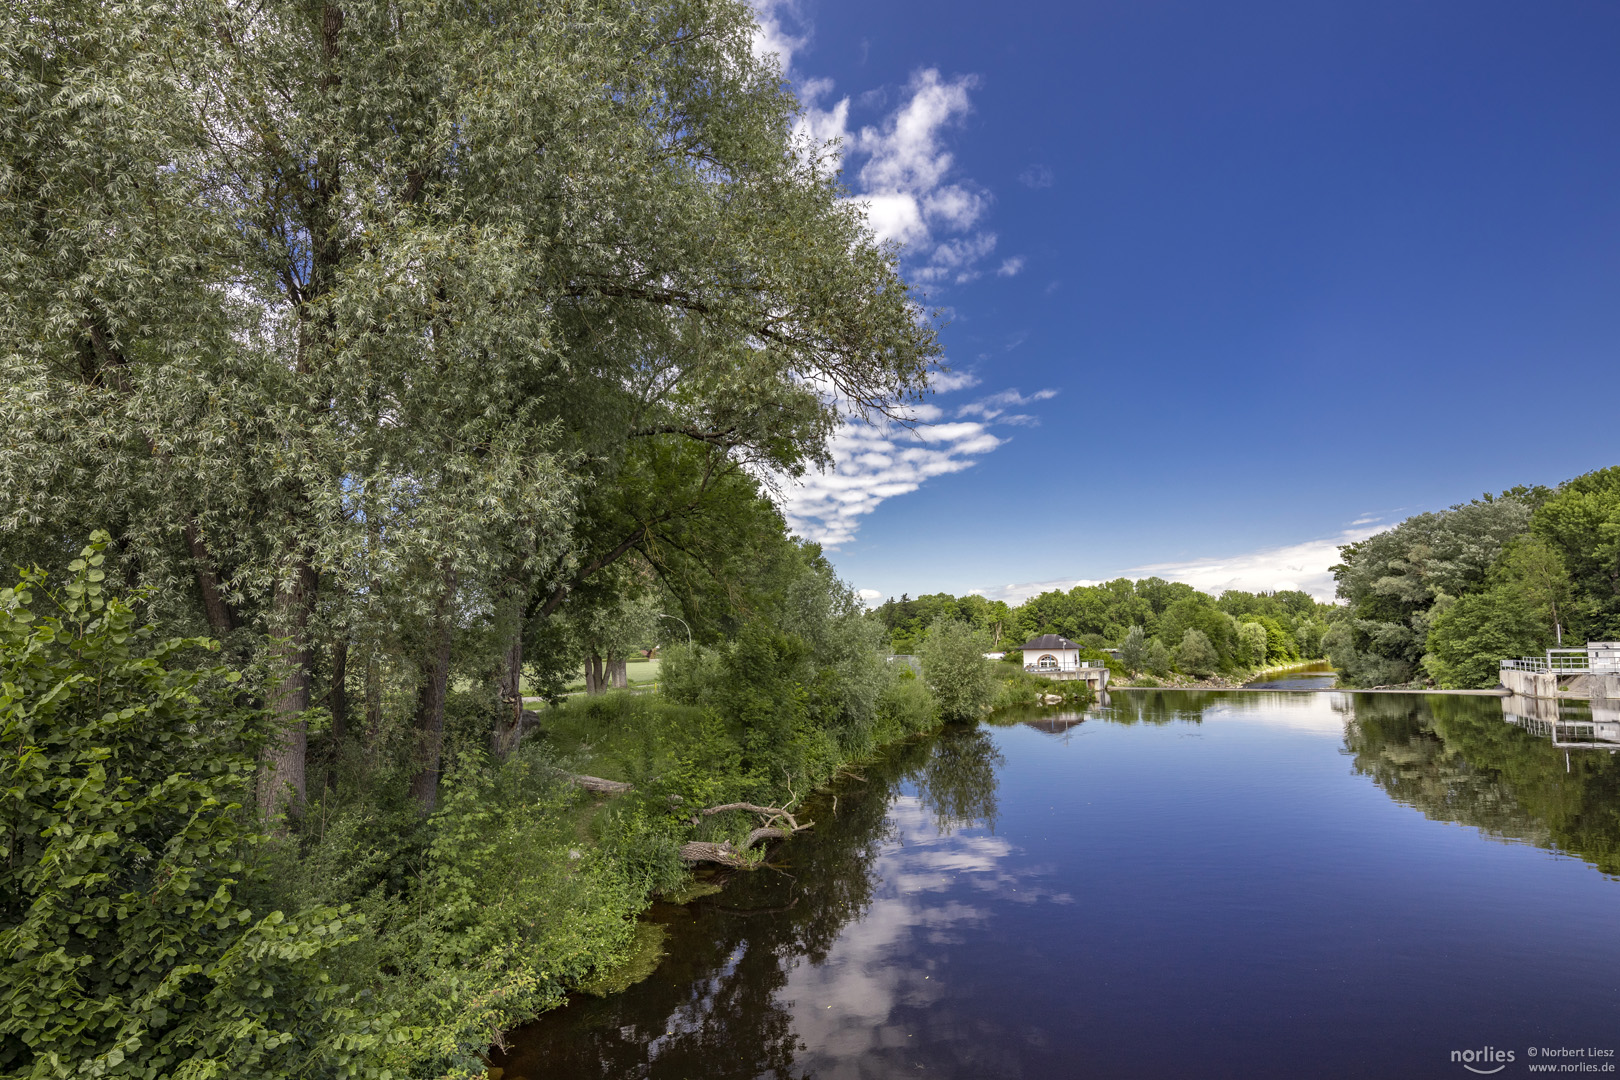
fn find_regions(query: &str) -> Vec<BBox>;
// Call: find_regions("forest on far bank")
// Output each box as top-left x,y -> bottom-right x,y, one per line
869,463 -> 1620,689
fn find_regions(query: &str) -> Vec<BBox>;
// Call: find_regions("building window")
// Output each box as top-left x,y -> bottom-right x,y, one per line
1038,654 -> 1058,670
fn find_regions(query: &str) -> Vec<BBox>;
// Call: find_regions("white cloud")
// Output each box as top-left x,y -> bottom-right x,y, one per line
956,387 -> 1058,420
748,0 -> 806,74
972,578 -> 1103,604
780,411 -> 1004,548
996,256 -> 1025,277
929,369 -> 981,393
968,525 -> 1383,605
780,383 -> 1064,548
1126,528 -> 1378,601
792,68 -> 1000,287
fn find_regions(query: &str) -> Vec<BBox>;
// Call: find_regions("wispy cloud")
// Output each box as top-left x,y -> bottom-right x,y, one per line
749,3 -> 1024,547
780,411 -> 1003,549
748,0 -> 806,74
1126,529 -> 1379,601
782,385 -> 1059,549
957,387 -> 1057,421
789,65 -> 998,287
1018,164 -> 1054,188
971,579 -> 1103,604
965,526 -> 1383,605
930,369 -> 982,393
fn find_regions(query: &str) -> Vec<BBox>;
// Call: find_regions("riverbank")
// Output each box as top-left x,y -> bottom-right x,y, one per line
1111,685 -> 1511,696
1111,658 -> 1335,691
494,693 -> 1620,1078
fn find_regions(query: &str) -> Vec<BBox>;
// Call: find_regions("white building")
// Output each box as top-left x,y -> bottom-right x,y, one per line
1021,634 -> 1081,673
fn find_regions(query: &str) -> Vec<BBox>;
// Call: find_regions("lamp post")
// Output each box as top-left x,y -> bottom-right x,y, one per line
658,613 -> 692,649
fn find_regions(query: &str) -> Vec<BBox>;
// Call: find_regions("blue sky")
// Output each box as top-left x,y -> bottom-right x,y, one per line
757,0 -> 1620,603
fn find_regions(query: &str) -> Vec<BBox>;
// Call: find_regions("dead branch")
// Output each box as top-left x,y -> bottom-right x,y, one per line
555,770 -> 633,795
680,802 -> 814,866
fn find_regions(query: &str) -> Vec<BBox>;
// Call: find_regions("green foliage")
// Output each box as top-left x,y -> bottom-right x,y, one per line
1119,626 -> 1147,673
874,677 -> 940,744
1174,629 -> 1219,677
0,538 -> 385,1079
1144,639 -> 1173,678
1322,467 -> 1619,686
1424,589 -> 1548,689
989,669 -> 1093,710
1529,466 -> 1620,639
1329,489 -> 1542,684
919,620 -> 995,721
1234,621 -> 1269,669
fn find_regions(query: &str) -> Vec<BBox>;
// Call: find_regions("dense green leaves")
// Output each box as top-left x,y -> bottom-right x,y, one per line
919,619 -> 995,721
0,538 -> 384,1080
1327,468 -> 1618,688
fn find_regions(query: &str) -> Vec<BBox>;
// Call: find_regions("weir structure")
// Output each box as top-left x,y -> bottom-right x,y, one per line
1499,643 -> 1620,700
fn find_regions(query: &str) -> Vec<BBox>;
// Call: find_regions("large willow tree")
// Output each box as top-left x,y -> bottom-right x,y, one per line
1,0 -> 938,814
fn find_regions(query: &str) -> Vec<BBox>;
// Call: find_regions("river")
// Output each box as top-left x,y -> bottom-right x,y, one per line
493,690 -> 1620,1079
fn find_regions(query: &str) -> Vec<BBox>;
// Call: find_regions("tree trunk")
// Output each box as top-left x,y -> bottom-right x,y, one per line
586,652 -> 605,695
183,520 -> 234,638
609,655 -> 627,689
409,560 -> 457,814
491,610 -> 526,759
327,635 -> 348,792
259,559 -> 316,819
364,644 -> 382,746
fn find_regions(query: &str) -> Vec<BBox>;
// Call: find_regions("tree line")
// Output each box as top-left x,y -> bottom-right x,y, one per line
868,580 -> 1336,680
1327,466 -> 1620,688
869,461 -> 1620,690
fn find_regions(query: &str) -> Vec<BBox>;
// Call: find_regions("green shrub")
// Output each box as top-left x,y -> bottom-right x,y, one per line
0,536 -> 387,1079
919,619 -> 995,720
874,674 -> 939,742
1176,629 -> 1219,676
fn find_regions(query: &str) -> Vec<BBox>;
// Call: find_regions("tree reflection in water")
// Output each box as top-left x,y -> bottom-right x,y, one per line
1338,693 -> 1620,876
491,723 -> 1003,1080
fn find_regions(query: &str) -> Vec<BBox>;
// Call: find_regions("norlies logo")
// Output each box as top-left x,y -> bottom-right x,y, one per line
1453,1047 -> 1516,1074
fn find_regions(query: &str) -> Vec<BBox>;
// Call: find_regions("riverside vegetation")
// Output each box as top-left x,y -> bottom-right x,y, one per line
0,0 -> 981,1076
869,463 -> 1620,691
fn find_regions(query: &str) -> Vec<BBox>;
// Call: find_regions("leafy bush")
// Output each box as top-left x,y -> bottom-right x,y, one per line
1119,626 -> 1147,672
0,536 -> 387,1079
1424,589 -> 1547,689
919,619 -> 995,720
1176,629 -> 1219,676
1145,639 -> 1173,677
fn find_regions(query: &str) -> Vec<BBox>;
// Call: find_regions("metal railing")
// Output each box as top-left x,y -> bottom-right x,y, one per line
1500,647 -> 1620,674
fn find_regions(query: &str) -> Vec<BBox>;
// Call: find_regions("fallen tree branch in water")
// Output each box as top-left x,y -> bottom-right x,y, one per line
679,803 -> 814,867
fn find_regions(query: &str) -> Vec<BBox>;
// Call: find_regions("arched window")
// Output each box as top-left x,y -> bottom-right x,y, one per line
1038,654 -> 1058,671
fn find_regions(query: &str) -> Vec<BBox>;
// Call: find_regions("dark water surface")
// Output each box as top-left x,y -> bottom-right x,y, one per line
497,691 -> 1620,1079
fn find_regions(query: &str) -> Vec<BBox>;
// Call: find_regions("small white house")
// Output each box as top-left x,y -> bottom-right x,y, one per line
1021,634 -> 1081,673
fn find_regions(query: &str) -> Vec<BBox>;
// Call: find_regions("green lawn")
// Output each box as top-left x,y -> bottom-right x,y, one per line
522,656 -> 662,696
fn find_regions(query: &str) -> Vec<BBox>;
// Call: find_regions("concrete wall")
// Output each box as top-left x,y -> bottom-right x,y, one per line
1500,668 -> 1556,698
1500,667 -> 1620,699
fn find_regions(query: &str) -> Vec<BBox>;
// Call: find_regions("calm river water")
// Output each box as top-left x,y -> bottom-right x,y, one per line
497,690 -> 1620,1079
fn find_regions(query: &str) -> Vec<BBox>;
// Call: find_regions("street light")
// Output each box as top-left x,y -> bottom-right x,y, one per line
658,613 -> 692,649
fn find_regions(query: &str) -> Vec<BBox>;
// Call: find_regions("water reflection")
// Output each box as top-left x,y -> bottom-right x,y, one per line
1502,693 -> 1620,749
1242,661 -> 1339,690
499,694 -> 1620,1079
1342,693 -> 1620,875
492,724 -> 1006,1080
